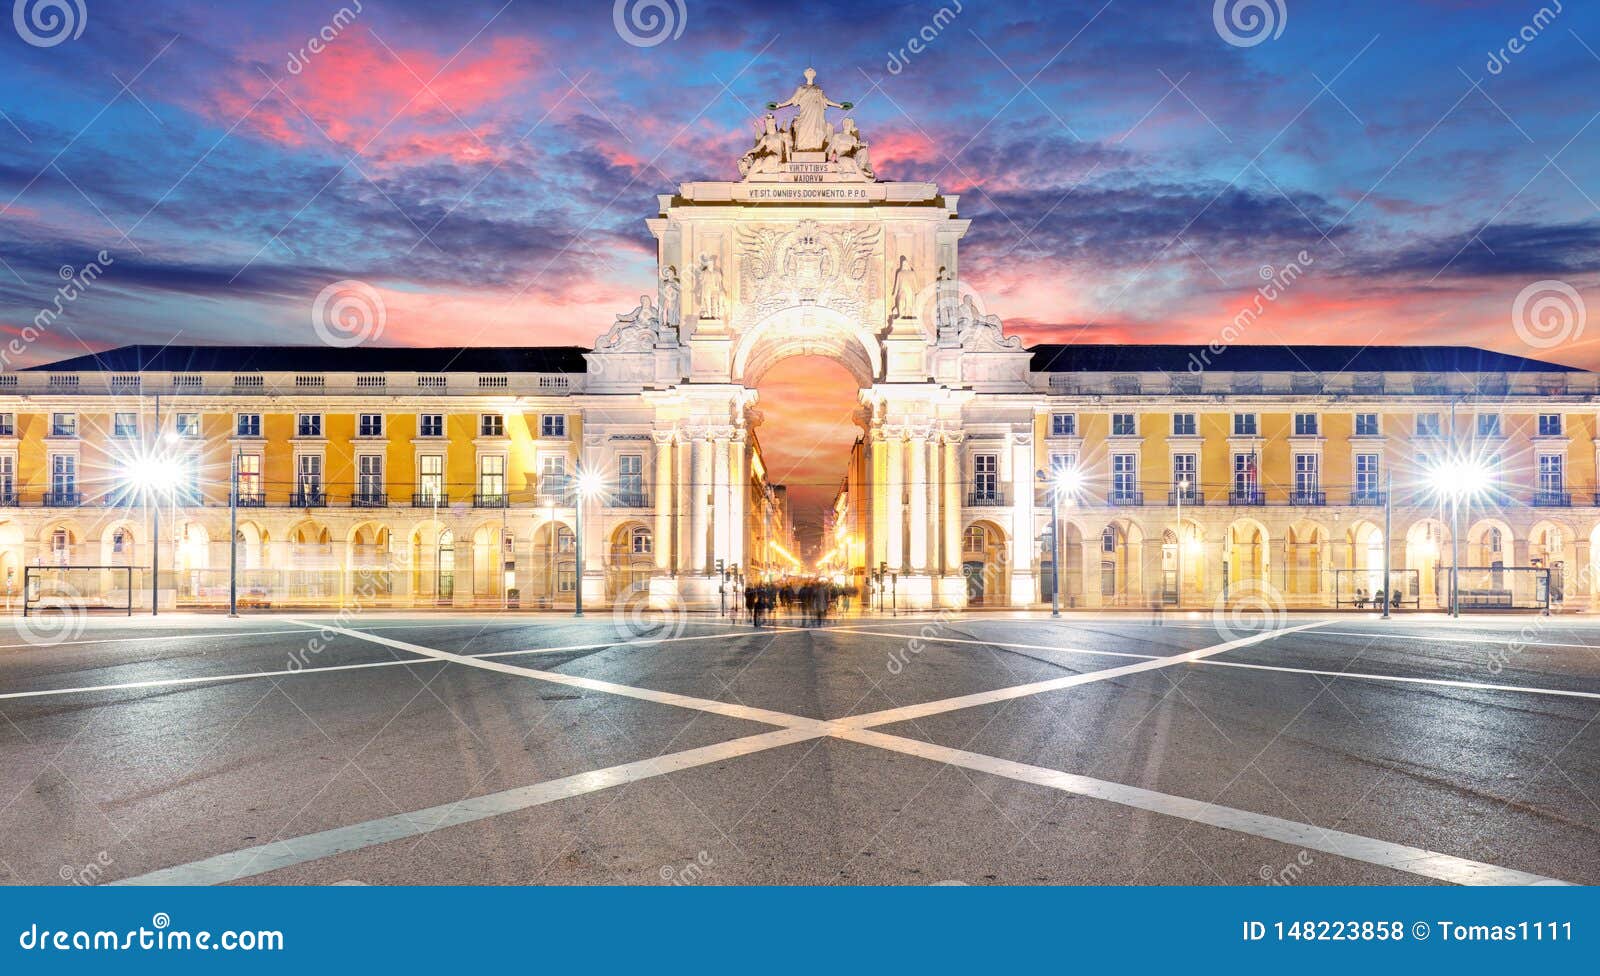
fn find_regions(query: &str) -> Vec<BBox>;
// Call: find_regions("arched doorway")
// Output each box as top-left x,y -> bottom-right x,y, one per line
530,520 -> 575,608
1224,519 -> 1269,602
1529,520 -> 1569,606
1039,519 -> 1084,607
409,522 -> 454,607
961,519 -> 1009,606
1098,519 -> 1143,606
1285,519 -> 1328,604
347,521 -> 395,607
607,521 -> 654,600
1405,518 -> 1448,608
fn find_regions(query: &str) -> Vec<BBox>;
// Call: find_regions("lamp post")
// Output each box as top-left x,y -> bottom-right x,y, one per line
1428,456 -> 1489,619
1038,465 -> 1084,617
572,469 -> 604,618
123,448 -> 183,617
1175,476 -> 1190,609
1381,469 -> 1392,620
228,449 -> 239,618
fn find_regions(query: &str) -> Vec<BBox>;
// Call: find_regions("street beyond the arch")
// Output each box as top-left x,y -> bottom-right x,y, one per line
3,611 -> 1596,886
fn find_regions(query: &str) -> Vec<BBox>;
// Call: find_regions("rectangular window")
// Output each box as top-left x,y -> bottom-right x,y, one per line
1233,452 -> 1259,499
1538,455 -> 1564,495
1415,413 -> 1441,437
1293,453 -> 1320,499
540,414 -> 566,438
51,413 -> 76,437
1049,452 -> 1077,476
357,454 -> 384,499
418,454 -> 444,502
358,413 -> 384,438
0,455 -> 14,501
297,454 -> 323,495
297,413 -> 323,437
1050,413 -> 1077,437
479,455 -> 506,501
618,453 -> 644,505
419,414 -> 444,437
1172,413 -> 1197,436
1538,414 -> 1563,436
1232,413 -> 1257,436
51,454 -> 76,498
1477,414 -> 1501,438
237,454 -> 261,502
1111,414 -> 1136,437
972,453 -> 998,501
1355,453 -> 1381,499
1111,453 -> 1138,502
114,412 -> 138,438
0,413 -> 12,437
539,455 -> 567,498
1293,413 -> 1319,436
175,413 -> 201,438
236,413 -> 261,437
1172,453 -> 1197,496
480,414 -> 505,437
1354,413 -> 1379,437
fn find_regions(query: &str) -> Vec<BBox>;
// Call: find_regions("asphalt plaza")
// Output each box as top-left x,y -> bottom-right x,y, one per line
0,609 -> 1596,886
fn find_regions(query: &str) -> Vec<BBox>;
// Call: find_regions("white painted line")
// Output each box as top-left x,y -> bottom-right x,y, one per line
1289,629 -> 1600,653
1198,659 -> 1600,702
286,620 -> 825,732
835,727 -> 1569,886
0,628 -> 322,652
837,621 -> 1332,730
828,628 -> 1163,662
112,727 -> 824,886
0,627 -> 803,703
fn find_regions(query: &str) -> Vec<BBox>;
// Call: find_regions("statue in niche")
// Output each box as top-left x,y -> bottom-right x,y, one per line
658,265 -> 681,336
696,254 -> 727,319
890,256 -> 920,320
934,266 -> 959,337
767,67 -> 852,154
738,114 -> 787,178
830,117 -> 874,180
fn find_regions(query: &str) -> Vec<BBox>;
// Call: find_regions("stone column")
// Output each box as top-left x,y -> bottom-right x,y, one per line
1008,431 -> 1037,605
909,432 -> 929,572
712,430 -> 731,571
886,432 -> 904,571
729,431 -> 746,570
689,434 -> 709,575
927,434 -> 942,576
942,432 -> 962,571
652,432 -> 674,574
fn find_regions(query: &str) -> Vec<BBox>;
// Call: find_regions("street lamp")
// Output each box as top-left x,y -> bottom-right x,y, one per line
1175,476 -> 1191,609
120,449 -> 185,616
571,468 -> 605,618
1427,455 -> 1491,618
1038,465 -> 1084,617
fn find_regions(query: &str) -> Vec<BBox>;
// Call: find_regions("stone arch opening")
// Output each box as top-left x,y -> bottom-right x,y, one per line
732,306 -> 882,388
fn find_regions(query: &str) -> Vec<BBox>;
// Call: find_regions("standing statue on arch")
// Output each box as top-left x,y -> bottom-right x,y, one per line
767,67 -> 853,154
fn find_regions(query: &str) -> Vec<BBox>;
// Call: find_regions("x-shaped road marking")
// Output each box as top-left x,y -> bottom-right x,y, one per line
114,620 -> 1569,886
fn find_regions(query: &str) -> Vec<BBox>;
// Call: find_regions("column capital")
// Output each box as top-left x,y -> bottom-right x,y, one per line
651,428 -> 678,446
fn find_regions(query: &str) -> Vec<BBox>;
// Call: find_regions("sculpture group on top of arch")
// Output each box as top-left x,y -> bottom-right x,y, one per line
738,67 -> 875,181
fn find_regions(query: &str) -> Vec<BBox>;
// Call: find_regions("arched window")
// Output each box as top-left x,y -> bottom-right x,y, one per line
557,526 -> 575,553
963,525 -> 986,553
631,526 -> 652,555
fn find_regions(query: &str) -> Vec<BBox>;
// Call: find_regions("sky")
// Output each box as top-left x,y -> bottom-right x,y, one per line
2,0 -> 1598,543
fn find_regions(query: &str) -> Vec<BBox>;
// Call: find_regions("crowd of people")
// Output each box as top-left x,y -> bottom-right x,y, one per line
738,579 -> 852,627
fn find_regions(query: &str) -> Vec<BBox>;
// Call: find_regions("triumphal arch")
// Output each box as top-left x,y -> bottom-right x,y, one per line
585,68 -> 1037,611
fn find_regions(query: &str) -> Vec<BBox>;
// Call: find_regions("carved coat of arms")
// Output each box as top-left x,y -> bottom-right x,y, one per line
735,219 -> 880,329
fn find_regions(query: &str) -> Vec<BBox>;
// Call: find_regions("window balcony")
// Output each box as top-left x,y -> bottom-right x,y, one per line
965,488 -> 1008,507
1532,490 -> 1572,508
1167,488 -> 1203,506
351,491 -> 388,508
1289,490 -> 1326,506
233,491 -> 266,508
1229,489 -> 1266,506
609,491 -> 649,508
1109,490 -> 1145,506
290,489 -> 327,507
1349,490 -> 1387,507
412,491 -> 448,508
0,491 -> 17,507
474,492 -> 508,509
44,490 -> 81,507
